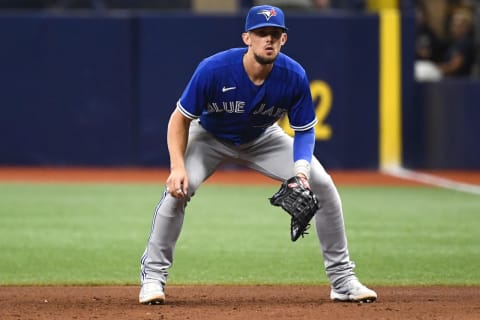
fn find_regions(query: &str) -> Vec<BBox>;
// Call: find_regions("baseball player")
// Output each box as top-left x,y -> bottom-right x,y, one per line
139,5 -> 377,304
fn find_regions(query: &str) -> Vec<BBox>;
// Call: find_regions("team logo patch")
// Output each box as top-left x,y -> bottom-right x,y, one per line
257,8 -> 277,21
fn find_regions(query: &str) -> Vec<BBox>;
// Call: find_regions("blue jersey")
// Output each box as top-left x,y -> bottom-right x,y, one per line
177,48 -> 317,145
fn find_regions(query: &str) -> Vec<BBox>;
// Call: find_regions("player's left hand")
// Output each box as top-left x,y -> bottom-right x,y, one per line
269,175 -> 319,241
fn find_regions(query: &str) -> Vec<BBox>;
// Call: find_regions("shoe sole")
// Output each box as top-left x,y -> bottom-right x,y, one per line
139,294 -> 165,305
331,293 -> 377,303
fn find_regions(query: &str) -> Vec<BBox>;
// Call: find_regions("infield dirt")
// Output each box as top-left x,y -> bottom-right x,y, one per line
1,285 -> 479,320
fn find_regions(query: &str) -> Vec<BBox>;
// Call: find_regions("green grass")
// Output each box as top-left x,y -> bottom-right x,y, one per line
0,183 -> 479,286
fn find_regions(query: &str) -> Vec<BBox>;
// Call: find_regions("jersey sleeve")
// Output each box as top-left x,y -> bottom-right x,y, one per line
287,73 -> 317,131
177,60 -> 211,119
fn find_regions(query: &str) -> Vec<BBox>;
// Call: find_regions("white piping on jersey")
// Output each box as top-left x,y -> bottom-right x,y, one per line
177,100 -> 199,120
290,118 -> 318,131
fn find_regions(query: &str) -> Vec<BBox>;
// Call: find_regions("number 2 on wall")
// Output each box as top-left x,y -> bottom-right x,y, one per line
277,80 -> 332,140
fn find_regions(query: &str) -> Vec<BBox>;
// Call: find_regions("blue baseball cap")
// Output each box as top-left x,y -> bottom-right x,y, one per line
245,5 -> 288,32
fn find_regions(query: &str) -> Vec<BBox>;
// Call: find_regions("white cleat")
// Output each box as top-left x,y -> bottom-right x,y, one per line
139,281 -> 165,305
330,279 -> 377,303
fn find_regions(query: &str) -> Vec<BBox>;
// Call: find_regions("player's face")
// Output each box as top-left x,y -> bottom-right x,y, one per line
244,27 -> 287,65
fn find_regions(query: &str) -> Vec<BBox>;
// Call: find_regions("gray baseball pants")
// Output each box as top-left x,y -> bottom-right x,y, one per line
140,120 -> 355,288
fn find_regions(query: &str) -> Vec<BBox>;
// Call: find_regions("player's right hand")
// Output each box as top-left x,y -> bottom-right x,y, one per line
166,168 -> 188,199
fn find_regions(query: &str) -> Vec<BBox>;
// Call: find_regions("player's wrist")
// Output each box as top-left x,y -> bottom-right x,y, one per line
293,159 -> 311,180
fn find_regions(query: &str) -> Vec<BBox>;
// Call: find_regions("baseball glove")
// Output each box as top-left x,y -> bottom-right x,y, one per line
269,176 -> 319,241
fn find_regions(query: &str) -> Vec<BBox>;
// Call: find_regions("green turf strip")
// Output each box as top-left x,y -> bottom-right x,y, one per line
0,183 -> 478,285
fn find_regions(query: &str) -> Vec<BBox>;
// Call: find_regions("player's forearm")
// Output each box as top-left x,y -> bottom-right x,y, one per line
293,128 -> 315,179
167,109 -> 191,171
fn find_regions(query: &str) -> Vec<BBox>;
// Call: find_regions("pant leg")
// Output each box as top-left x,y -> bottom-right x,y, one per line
239,124 -> 355,286
140,192 -> 186,286
140,120 -> 233,285
309,159 -> 356,287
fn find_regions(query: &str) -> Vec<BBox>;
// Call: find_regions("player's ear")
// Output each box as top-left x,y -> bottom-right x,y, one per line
242,32 -> 251,46
281,33 -> 287,46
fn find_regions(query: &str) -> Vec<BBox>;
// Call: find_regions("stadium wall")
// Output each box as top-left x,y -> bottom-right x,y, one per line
404,79 -> 480,169
0,12 -> 476,169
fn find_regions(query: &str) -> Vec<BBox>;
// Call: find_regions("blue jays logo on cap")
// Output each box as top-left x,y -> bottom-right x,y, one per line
245,5 -> 287,32
258,8 -> 277,21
